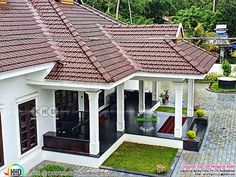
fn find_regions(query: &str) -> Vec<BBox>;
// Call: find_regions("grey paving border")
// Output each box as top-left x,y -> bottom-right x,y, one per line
100,149 -> 182,177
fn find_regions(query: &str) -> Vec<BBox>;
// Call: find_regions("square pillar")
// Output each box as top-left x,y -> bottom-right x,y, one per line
174,82 -> 183,138
152,81 -> 159,101
139,80 -> 145,112
116,83 -> 125,131
86,91 -> 100,155
187,79 -> 195,117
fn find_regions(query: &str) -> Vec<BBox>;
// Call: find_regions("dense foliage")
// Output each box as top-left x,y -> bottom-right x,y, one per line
83,0 -> 236,36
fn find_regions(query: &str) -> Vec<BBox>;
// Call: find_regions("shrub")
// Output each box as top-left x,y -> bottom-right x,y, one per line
156,164 -> 166,174
196,109 -> 206,117
222,59 -> 232,76
186,130 -> 197,139
204,72 -> 223,81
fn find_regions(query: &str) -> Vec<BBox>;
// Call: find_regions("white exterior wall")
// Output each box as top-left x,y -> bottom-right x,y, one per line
209,63 -> 236,75
0,71 -> 56,173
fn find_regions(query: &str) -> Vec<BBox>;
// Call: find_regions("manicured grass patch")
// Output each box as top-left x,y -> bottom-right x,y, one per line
156,106 -> 188,115
210,81 -> 236,92
195,79 -> 213,84
226,57 -> 236,64
31,164 -> 73,177
103,142 -> 178,175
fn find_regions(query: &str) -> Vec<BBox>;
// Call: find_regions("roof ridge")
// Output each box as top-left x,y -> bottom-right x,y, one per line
103,24 -> 180,28
98,24 -> 140,71
76,2 -> 123,25
48,0 -> 113,82
166,40 -> 206,73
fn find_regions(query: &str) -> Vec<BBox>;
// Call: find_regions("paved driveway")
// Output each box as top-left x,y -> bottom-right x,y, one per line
30,84 -> 236,177
173,84 -> 236,177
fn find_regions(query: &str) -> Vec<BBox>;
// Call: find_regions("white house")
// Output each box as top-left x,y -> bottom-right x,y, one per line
0,0 -> 219,174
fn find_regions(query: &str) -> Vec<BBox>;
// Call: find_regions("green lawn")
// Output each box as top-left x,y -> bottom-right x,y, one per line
156,106 -> 188,115
31,164 -> 73,177
226,57 -> 236,64
195,79 -> 213,84
210,81 -> 236,92
103,142 -> 178,175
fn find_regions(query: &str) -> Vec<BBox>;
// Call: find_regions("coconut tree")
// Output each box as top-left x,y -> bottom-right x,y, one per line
127,0 -> 132,24
116,0 -> 121,20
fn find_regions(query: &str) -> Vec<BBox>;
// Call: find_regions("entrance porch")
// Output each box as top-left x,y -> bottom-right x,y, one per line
42,79 -> 195,157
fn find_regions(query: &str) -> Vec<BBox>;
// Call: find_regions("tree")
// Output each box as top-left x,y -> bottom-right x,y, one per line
185,23 -> 218,52
217,0 -> 236,36
116,0 -> 121,20
144,0 -> 176,23
173,6 -> 222,32
127,0 -> 132,24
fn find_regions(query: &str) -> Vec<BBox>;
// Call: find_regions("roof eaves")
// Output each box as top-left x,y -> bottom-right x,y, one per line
49,0 -> 113,83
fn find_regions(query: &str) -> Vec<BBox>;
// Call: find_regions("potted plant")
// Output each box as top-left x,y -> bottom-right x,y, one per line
186,130 -> 197,139
160,89 -> 169,105
183,130 -> 201,152
195,108 -> 208,126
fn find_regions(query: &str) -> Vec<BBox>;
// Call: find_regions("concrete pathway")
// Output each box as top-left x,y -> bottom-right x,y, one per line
30,83 -> 236,177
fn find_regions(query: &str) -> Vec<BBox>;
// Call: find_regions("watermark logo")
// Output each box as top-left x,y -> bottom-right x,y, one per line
4,164 -> 25,176
136,111 -> 159,132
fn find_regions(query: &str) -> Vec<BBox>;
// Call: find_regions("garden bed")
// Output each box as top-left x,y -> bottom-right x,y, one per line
183,118 -> 208,152
156,106 -> 188,115
101,142 -> 179,176
208,81 -> 236,93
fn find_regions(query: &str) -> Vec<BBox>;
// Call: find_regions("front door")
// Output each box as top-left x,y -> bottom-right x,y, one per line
0,113 -> 4,167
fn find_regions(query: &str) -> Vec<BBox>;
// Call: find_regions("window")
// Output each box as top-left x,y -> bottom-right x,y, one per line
18,100 -> 37,154
0,112 -> 4,167
55,90 -> 78,132
99,90 -> 105,107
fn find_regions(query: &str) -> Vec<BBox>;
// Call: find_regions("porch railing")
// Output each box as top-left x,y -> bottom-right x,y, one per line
43,131 -> 89,154
57,111 -> 89,134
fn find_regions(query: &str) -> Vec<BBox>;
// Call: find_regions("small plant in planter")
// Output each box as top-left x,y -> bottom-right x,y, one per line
160,89 -> 169,105
196,109 -> 206,118
156,164 -> 166,174
195,109 -> 208,126
186,130 -> 197,140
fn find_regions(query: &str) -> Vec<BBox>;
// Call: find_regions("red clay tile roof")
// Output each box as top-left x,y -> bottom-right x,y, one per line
29,0 -> 111,83
0,0 -> 58,73
0,0 -> 219,84
103,25 -> 219,74
102,24 -> 181,38
56,2 -> 136,82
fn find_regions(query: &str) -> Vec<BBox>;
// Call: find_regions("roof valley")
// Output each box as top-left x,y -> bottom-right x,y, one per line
98,24 -> 140,71
47,0 -> 113,82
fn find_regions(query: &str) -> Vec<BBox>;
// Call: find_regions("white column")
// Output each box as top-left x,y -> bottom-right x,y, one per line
187,79 -> 195,117
86,91 -> 100,155
116,83 -> 125,131
78,91 -> 85,112
174,82 -> 183,138
152,81 -> 159,101
139,80 -> 145,112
